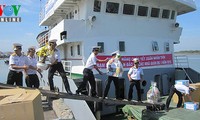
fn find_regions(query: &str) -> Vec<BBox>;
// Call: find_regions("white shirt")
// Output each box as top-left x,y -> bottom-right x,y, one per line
106,58 -> 123,77
174,84 -> 190,95
47,48 -> 61,64
85,53 -> 97,70
9,54 -> 29,72
26,55 -> 37,75
128,67 -> 144,80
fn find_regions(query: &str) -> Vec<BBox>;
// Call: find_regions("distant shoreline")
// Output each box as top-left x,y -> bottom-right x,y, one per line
174,50 -> 200,55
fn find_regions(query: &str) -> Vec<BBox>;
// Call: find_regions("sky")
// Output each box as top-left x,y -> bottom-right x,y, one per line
0,0 -> 199,52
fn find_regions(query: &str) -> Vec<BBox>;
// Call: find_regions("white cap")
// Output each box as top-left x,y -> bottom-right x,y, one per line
111,50 -> 119,56
13,43 -> 22,50
133,58 -> 139,62
92,46 -> 101,51
48,39 -> 57,43
28,46 -> 36,51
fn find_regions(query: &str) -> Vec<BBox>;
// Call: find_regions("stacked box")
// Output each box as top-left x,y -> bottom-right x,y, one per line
0,88 -> 44,120
184,102 -> 199,111
175,80 -> 189,87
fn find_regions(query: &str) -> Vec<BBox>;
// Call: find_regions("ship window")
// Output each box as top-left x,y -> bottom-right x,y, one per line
151,8 -> 160,18
106,2 -> 119,14
70,46 -> 74,56
152,41 -> 159,51
162,9 -> 170,19
171,10 -> 175,19
138,6 -> 148,16
119,41 -> 125,52
164,42 -> 170,52
123,4 -> 135,15
77,45 -> 81,55
97,42 -> 104,53
94,0 -> 101,12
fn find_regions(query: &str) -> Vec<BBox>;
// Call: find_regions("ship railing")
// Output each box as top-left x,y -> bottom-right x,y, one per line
174,55 -> 193,83
38,31 -> 49,47
174,55 -> 189,68
62,60 -> 72,78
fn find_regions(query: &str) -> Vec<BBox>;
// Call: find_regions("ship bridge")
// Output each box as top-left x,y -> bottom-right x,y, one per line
40,0 -> 80,26
39,0 -> 196,26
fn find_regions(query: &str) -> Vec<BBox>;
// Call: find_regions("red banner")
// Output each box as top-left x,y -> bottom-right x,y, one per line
96,54 -> 173,68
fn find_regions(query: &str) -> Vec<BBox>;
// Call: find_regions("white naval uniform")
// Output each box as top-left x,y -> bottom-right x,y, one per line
26,55 -> 37,75
106,58 -> 123,77
9,53 -> 29,72
47,48 -> 61,64
174,84 -> 190,95
128,67 -> 144,80
85,52 -> 97,70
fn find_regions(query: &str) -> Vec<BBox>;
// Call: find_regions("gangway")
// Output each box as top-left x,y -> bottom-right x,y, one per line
0,83 -> 162,107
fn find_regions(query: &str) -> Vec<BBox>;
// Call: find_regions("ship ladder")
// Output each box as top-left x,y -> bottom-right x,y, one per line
174,55 -> 193,83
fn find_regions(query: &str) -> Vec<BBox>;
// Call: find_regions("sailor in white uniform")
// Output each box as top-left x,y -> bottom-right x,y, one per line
128,58 -> 144,102
25,46 -> 41,88
76,46 -> 108,97
7,43 -> 29,86
103,51 -> 124,99
165,84 -> 196,111
47,39 -> 72,94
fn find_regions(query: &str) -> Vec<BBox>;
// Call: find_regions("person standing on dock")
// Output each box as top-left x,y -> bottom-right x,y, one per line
127,58 -> 144,102
103,51 -> 123,99
76,46 -> 108,97
165,84 -> 196,112
47,39 -> 72,94
7,43 -> 29,86
25,46 -> 41,88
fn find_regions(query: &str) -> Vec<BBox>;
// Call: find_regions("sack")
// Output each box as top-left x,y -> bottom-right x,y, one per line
147,82 -> 160,103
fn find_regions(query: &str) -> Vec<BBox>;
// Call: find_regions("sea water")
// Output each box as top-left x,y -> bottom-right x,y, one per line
1,55 -> 200,84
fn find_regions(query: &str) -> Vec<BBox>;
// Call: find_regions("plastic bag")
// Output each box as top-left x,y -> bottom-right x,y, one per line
147,82 -> 160,103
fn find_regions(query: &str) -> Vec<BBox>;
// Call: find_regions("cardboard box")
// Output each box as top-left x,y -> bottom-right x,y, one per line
0,88 -> 44,120
175,80 -> 189,87
184,102 -> 199,111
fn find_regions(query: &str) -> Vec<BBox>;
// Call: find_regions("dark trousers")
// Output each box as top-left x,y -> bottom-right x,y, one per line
77,68 -> 96,96
7,70 -> 23,86
48,62 -> 71,92
103,76 -> 119,98
25,74 -> 40,88
128,80 -> 141,101
166,85 -> 183,109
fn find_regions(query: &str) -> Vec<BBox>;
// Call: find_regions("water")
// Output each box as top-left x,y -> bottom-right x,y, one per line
1,55 -> 200,84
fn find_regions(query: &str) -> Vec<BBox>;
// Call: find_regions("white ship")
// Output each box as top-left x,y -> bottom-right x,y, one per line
37,0 -> 197,119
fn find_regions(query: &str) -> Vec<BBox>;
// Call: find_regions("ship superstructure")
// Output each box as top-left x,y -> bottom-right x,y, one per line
37,0 -> 196,116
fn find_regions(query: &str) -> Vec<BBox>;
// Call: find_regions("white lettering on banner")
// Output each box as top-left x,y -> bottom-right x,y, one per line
96,54 -> 173,68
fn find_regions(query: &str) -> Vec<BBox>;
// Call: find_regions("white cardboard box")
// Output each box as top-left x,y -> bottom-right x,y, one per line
175,80 -> 189,87
184,102 -> 199,111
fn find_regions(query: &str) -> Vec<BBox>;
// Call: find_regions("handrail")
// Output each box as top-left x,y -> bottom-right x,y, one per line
174,55 -> 193,83
174,55 -> 189,68
62,60 -> 72,78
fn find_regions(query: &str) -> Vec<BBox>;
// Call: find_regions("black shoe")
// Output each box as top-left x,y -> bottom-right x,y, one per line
92,94 -> 99,98
76,90 -> 80,95
67,90 -> 73,95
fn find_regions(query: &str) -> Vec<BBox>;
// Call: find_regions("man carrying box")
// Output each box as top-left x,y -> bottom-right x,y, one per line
165,84 -> 196,112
